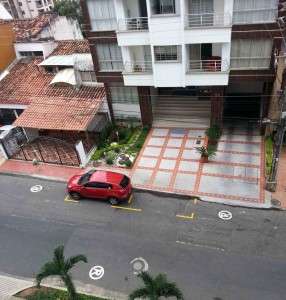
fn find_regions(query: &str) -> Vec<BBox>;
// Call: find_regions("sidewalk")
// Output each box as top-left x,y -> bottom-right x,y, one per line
0,274 -> 127,300
271,145 -> 286,209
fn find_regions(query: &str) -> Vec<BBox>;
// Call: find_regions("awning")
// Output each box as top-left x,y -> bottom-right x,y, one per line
49,68 -> 76,86
13,96 -> 103,131
38,55 -> 74,66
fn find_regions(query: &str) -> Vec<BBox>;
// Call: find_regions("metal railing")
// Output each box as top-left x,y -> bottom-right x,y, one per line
124,61 -> 153,73
230,57 -> 271,69
117,17 -> 148,31
186,12 -> 232,28
189,59 -> 229,72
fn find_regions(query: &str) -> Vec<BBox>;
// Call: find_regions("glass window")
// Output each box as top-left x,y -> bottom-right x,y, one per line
96,44 -> 123,71
233,0 -> 278,24
151,0 -> 176,14
154,46 -> 181,61
110,84 -> 139,104
80,72 -> 97,82
87,0 -> 117,30
230,39 -> 272,69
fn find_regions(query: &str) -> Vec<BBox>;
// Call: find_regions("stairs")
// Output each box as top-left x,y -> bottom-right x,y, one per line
153,96 -> 211,128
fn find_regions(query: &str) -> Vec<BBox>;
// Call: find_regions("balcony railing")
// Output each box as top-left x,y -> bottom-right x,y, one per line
189,59 -> 229,72
186,12 -> 232,28
124,61 -> 153,73
117,17 -> 148,31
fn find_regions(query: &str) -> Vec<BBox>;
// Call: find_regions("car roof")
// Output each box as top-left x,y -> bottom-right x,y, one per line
90,170 -> 124,184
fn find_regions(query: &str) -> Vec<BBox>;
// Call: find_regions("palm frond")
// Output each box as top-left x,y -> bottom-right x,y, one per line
61,272 -> 77,299
35,262 -> 59,287
137,271 -> 154,294
129,287 -> 149,300
64,254 -> 88,271
53,245 -> 65,269
159,281 -> 184,300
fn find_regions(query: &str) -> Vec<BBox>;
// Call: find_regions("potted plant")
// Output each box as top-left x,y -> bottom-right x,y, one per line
206,123 -> 222,145
196,145 -> 216,163
133,64 -> 142,72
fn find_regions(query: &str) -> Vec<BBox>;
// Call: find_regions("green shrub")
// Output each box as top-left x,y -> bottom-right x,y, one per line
106,151 -> 117,160
125,160 -> 132,167
106,157 -> 114,165
114,148 -> 121,153
266,135 -> 273,175
206,124 -> 222,143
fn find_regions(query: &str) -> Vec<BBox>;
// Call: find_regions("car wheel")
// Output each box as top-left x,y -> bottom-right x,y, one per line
109,197 -> 119,205
70,192 -> 81,200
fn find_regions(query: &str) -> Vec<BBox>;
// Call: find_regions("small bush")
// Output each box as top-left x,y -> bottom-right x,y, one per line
106,151 -> 117,161
114,148 -> 121,153
125,160 -> 132,167
106,157 -> 114,165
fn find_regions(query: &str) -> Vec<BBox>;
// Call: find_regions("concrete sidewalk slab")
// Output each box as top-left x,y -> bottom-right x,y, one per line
0,275 -> 32,300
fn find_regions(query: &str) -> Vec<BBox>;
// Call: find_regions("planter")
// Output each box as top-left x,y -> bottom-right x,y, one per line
200,156 -> 209,163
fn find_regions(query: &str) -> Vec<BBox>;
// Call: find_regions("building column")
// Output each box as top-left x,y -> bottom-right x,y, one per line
210,86 -> 224,128
261,82 -> 274,135
138,86 -> 153,127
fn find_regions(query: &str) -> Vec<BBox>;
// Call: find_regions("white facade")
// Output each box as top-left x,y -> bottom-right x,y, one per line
14,42 -> 58,59
115,0 -> 233,87
0,0 -> 53,19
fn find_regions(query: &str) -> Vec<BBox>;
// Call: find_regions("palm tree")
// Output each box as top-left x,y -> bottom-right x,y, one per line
36,245 -> 87,300
129,271 -> 184,300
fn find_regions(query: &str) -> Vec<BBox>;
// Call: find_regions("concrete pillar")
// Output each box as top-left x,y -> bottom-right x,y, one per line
211,86 -> 224,128
138,86 -> 153,126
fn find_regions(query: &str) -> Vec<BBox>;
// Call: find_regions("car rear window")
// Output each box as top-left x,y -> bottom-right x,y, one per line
119,175 -> 129,189
78,170 -> 95,185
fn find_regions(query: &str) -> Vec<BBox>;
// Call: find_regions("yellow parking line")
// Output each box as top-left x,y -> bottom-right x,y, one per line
65,196 -> 79,203
128,194 -> 134,204
194,198 -> 197,205
111,206 -> 141,212
176,213 -> 194,219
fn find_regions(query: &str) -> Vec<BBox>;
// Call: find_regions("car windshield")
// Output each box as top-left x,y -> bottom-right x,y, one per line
119,175 -> 129,189
78,170 -> 95,185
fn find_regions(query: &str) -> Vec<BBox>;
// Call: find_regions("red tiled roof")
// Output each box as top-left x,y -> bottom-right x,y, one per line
51,40 -> 90,56
0,56 -> 105,131
6,13 -> 56,40
13,95 -> 103,131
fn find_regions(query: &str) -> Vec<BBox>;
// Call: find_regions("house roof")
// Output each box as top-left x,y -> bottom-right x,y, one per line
51,40 -> 90,55
7,13 -> 57,41
38,55 -> 75,66
13,95 -> 103,131
50,68 -> 76,86
0,43 -> 105,131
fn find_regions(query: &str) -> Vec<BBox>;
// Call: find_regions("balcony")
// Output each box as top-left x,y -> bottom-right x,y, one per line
117,17 -> 148,31
185,12 -> 232,28
124,61 -> 152,73
189,58 -> 229,73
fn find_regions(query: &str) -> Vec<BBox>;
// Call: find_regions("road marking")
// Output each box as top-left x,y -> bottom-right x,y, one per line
194,198 -> 197,204
89,266 -> 104,280
65,196 -> 79,203
30,185 -> 42,192
111,206 -> 141,212
176,213 -> 194,219
130,257 -> 149,275
128,194 -> 134,204
218,210 -> 232,220
176,241 -> 227,252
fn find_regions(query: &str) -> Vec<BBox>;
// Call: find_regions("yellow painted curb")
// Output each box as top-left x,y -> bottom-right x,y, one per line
176,213 -> 194,219
111,206 -> 141,212
65,196 -> 79,203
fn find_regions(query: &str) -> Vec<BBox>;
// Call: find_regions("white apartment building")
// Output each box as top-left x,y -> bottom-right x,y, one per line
0,0 -> 53,19
81,0 -> 285,131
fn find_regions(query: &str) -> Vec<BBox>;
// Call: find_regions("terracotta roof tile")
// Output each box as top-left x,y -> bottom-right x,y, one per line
51,40 -> 90,56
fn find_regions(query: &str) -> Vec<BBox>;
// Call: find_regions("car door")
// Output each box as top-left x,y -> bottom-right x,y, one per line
83,182 -> 111,199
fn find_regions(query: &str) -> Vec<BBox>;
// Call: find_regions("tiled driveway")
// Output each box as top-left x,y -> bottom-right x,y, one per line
130,127 -> 267,206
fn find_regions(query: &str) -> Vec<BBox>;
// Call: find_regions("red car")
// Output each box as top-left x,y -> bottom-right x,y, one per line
67,170 -> 132,205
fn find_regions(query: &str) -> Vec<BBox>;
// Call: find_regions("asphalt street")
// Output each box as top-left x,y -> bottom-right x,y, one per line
0,174 -> 286,300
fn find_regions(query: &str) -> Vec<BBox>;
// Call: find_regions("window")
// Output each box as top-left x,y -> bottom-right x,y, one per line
80,72 -> 97,82
154,46 -> 181,61
233,0 -> 278,24
96,44 -> 123,71
45,66 -> 56,74
230,39 -> 273,69
87,0 -> 116,31
151,0 -> 176,14
120,176 -> 129,189
110,84 -> 139,104
19,51 -> 43,57
78,170 -> 95,185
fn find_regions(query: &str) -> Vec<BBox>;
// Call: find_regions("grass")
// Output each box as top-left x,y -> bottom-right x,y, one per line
17,287 -> 112,300
126,129 -> 150,153
265,135 -> 273,175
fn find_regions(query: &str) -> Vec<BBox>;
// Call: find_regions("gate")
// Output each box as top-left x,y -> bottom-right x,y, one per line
1,134 -> 80,166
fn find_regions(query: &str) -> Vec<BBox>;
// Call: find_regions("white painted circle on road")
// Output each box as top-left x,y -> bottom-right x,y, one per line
89,266 -> 104,280
218,211 -> 232,220
30,185 -> 42,192
130,257 -> 149,275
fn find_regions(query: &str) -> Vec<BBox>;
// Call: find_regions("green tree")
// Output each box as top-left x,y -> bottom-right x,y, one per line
36,245 -> 87,300
129,271 -> 184,300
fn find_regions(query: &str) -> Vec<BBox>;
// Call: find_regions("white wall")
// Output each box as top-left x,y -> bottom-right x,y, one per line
14,42 -> 58,59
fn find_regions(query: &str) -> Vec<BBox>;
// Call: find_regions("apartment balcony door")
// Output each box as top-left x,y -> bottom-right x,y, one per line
189,0 -> 213,14
139,0 -> 147,17
190,44 -> 212,61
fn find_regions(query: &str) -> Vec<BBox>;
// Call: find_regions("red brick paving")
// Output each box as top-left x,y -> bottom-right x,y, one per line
0,160 -> 82,181
272,146 -> 286,209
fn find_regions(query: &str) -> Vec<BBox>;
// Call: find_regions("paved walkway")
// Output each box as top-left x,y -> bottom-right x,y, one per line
272,145 -> 286,209
0,275 -> 32,300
